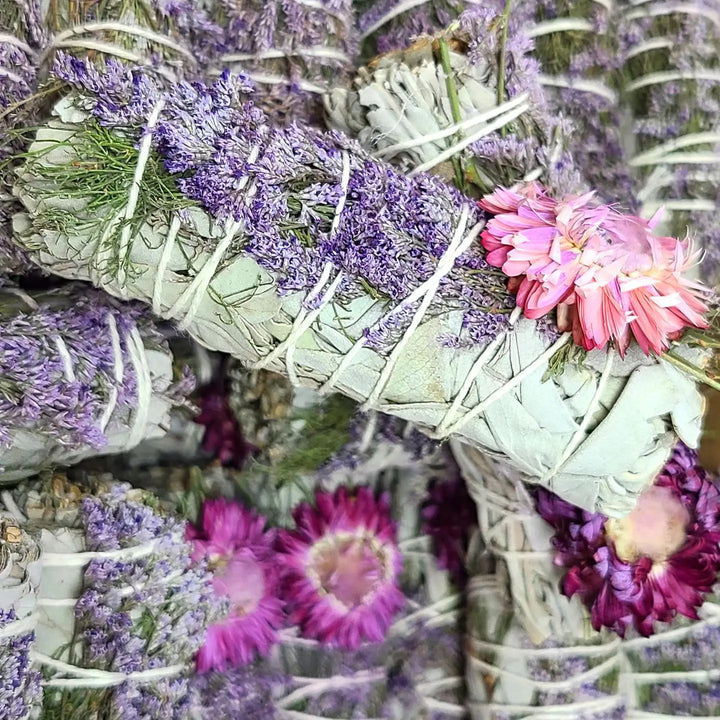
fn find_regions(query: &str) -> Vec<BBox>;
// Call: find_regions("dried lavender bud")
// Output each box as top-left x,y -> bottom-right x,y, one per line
0,283 -> 179,483
208,0 -> 356,125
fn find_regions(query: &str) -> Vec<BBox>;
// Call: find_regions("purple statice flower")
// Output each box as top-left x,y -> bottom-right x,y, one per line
207,0 -> 355,124
0,610 -> 42,720
0,285 -> 168,467
48,484 -> 226,719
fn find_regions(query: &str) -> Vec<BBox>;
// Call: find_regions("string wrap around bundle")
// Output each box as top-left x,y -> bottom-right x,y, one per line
453,445 -> 625,719
13,92 -> 706,517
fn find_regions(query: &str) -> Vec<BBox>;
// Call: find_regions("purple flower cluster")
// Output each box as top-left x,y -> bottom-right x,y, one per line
0,610 -> 42,720
209,0 -> 355,124
46,485 -> 225,718
0,286 -> 156,453
52,58 -> 516,349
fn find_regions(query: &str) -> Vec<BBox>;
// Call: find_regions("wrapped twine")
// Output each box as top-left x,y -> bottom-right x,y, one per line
10,66 -> 706,515
0,284 -> 181,484
0,516 -> 42,720
452,443 -> 625,720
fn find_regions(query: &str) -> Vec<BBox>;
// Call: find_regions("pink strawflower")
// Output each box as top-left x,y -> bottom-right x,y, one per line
479,182 -> 708,355
187,498 -> 283,672
277,486 -> 404,649
535,444 -> 720,637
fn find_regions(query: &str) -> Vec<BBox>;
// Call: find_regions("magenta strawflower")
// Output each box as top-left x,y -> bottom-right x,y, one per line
535,444 -> 720,637
277,486 -> 404,649
187,499 -> 283,671
479,182 -> 708,355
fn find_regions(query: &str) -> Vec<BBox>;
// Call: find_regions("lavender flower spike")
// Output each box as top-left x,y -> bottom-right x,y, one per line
0,517 -> 42,720
0,284 -> 180,483
12,64 -> 705,516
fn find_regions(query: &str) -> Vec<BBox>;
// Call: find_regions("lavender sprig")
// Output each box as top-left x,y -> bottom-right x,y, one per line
0,284 -> 180,483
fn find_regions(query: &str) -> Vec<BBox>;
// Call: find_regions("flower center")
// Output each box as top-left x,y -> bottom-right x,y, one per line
308,532 -> 390,610
212,555 -> 266,616
605,485 -> 689,564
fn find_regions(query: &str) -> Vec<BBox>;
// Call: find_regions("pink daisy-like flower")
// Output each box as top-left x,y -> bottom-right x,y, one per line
479,182 -> 708,355
187,498 -> 283,672
277,486 -> 404,649
535,444 -> 720,637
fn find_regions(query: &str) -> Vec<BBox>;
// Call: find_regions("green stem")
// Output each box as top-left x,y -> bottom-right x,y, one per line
662,350 -> 720,393
437,37 -> 466,190
497,0 -> 514,107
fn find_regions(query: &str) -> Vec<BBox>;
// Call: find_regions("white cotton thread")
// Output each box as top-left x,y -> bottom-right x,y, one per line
539,74 -> 618,103
358,410 -> 378,453
468,695 -> 622,717
627,68 -> 720,93
52,336 -> 76,383
152,214 -> 183,315
631,131 -> 720,166
0,33 -> 35,55
98,313 -> 124,433
625,37 -> 675,60
46,22 -> 194,61
388,594 -> 461,637
434,306 -> 522,437
117,99 -> 166,288
625,2 -> 720,26
539,349 -> 615,485
469,634 -> 621,658
361,207 -> 482,411
253,151 -> 351,385
373,94 -> 529,159
33,651 -> 186,689
1,491 -> 27,522
622,606 -> 720,648
41,539 -> 158,568
526,17 -> 596,38
468,651 -> 620,692
124,327 -> 153,450
408,101 -> 531,177
225,70 -> 327,94
0,66 -> 23,83
0,612 -> 37,640
222,47 -> 350,64
439,332 -> 572,437
279,669 -> 386,708
50,39 -> 144,64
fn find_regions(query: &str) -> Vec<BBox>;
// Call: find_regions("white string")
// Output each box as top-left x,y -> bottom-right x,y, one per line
117,99 -> 166,287
438,333 -> 572,437
627,68 -> 720,93
468,695 -> 622,717
388,594 -> 462,636
630,131 -> 720,165
45,21 -> 194,60
359,0 -> 481,39
124,327 -> 153,450
279,669 -> 386,708
215,70 -> 326,94
641,198 -> 715,214
98,313 -> 124,433
151,214 -> 182,314
408,101 -> 531,176
50,40 -> 145,64
435,306 -> 522,437
468,651 -> 620,692
625,37 -> 674,60
539,349 -> 615,484
628,667 -> 720,683
625,2 -> 720,25
358,410 -> 378,453
33,651 -> 185,689
361,207 -> 481,410
53,336 -> 76,383
0,612 -> 37,640
469,634 -> 621,658
0,66 -> 22,83
373,94 -> 529,158
539,74 -> 618,103
622,606 -> 720,648
0,33 -> 35,55
1,491 -> 27,522
253,151 -> 351,385
221,47 -> 350,64
42,539 -> 157,567
526,18 -> 595,38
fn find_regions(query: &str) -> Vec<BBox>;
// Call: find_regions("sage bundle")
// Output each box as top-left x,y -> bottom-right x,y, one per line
0,284 -> 181,483
4,474 -> 223,720
11,61 -> 707,516
0,517 -> 42,720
